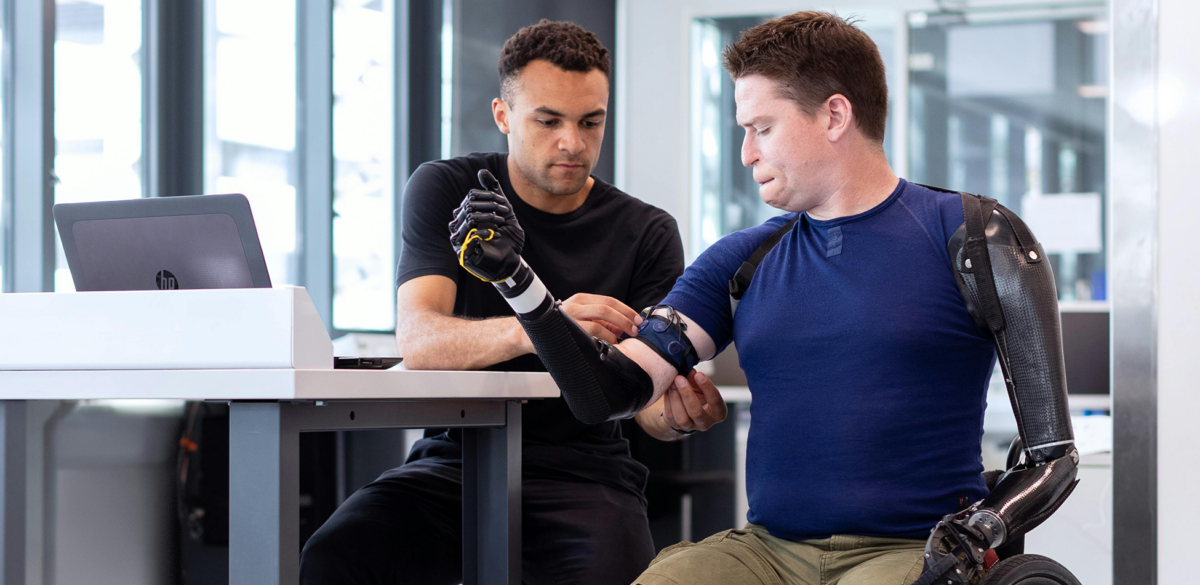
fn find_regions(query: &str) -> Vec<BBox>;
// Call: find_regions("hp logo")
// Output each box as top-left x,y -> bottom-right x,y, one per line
156,270 -> 179,290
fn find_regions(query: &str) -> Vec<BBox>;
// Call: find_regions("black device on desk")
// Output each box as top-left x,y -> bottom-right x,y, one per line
334,357 -> 403,369
53,193 -> 272,291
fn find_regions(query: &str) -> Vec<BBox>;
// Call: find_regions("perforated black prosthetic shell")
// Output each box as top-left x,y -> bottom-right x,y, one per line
948,199 -> 1074,462
517,302 -> 655,425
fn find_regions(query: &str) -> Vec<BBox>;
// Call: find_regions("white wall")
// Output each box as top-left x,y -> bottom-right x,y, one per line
55,467 -> 175,585
1156,0 -> 1200,581
53,403 -> 181,585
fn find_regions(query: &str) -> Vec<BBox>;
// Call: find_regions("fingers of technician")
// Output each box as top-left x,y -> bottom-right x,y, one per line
560,293 -> 643,338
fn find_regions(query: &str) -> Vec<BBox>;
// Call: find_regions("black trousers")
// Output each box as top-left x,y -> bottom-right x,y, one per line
299,457 -> 656,585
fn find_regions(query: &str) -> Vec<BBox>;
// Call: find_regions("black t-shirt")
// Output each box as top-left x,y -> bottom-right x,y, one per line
396,152 -> 684,491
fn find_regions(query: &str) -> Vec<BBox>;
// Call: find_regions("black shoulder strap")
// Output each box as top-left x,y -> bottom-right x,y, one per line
960,192 -> 1006,334
728,216 -> 800,303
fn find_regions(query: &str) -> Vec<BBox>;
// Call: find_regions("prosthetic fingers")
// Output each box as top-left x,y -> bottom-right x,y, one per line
450,169 -> 683,424
913,193 -> 1080,585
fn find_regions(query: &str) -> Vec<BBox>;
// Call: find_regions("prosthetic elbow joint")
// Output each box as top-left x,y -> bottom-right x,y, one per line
969,447 -> 1080,548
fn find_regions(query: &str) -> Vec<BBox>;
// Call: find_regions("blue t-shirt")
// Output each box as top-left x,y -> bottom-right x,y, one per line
662,179 -> 996,540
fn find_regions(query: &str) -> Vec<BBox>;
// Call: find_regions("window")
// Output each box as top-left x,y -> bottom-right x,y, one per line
907,5 -> 1108,301
0,14 -> 5,291
53,0 -> 144,291
204,0 -> 298,286
332,0 -> 394,331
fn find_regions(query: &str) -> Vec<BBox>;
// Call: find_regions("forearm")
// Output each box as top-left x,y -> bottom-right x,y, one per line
396,310 -> 529,370
450,171 -> 691,423
634,398 -> 689,442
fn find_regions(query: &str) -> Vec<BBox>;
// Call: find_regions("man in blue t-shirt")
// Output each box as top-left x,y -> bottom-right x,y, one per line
450,10 -> 1079,585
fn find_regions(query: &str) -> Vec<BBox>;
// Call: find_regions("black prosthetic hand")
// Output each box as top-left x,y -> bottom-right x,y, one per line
450,170 -> 526,283
448,170 -> 654,424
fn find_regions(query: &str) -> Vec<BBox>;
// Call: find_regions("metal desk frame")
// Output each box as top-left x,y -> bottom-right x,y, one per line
2,398 -> 524,585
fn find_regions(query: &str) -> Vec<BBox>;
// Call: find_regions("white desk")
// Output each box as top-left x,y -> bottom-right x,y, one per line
0,368 -> 557,585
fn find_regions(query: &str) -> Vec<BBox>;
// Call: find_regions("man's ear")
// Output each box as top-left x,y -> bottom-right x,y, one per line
825,94 -> 853,142
493,98 -> 511,134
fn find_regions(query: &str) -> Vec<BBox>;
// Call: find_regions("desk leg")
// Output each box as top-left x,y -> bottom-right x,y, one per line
0,402 -> 26,585
462,400 -> 521,585
229,402 -> 299,585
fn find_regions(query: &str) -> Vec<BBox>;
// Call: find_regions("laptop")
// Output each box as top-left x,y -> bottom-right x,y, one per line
53,194 -> 272,291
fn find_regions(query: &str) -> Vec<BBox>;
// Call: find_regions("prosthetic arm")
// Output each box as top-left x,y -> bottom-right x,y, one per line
915,192 -> 1080,585
448,170 -> 697,425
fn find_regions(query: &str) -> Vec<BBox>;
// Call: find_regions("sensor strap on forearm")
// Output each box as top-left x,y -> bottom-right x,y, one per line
627,305 -> 700,377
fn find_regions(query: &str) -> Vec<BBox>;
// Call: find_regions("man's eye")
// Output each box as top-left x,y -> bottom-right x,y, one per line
758,127 -> 770,136
537,119 -> 557,127
582,120 -> 600,129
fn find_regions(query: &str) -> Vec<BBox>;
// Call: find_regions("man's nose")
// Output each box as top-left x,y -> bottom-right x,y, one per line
741,134 -> 758,168
559,126 -> 585,155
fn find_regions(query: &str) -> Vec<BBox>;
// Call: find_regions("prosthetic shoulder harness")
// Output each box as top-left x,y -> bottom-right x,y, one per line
914,188 -> 1081,585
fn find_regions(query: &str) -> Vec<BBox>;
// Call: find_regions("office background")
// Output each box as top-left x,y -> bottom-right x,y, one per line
0,0 -> 1195,583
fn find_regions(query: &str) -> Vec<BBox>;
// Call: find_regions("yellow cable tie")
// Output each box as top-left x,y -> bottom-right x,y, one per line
457,228 -> 506,283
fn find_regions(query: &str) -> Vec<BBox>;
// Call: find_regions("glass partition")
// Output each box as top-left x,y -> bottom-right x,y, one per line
907,4 -> 1108,301
204,0 -> 298,286
0,15 -> 5,291
332,0 -> 394,331
53,0 -> 144,291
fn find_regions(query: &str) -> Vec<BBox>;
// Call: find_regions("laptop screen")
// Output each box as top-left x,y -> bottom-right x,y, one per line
54,194 -> 271,291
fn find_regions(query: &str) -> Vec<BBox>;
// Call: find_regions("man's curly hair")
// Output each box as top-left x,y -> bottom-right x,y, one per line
498,19 -> 611,102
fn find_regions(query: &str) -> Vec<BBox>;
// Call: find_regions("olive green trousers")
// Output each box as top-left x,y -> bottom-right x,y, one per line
634,524 -> 925,585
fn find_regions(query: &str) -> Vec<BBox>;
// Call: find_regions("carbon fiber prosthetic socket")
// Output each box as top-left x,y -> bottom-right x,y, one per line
948,205 -> 1074,462
495,260 -> 654,425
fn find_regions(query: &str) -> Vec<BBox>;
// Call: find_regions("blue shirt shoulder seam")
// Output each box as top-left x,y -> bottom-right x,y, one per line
895,196 -> 953,271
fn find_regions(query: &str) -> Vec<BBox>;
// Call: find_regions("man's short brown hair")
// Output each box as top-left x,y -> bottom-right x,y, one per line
723,12 -> 888,143
498,19 -> 611,102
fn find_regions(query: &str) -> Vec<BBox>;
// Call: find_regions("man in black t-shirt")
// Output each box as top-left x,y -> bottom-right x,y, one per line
299,20 -> 726,585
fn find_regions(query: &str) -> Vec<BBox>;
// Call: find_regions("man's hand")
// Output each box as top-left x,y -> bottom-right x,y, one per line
662,371 -> 728,434
450,170 -> 525,282
560,294 -> 643,345
511,293 -> 643,353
